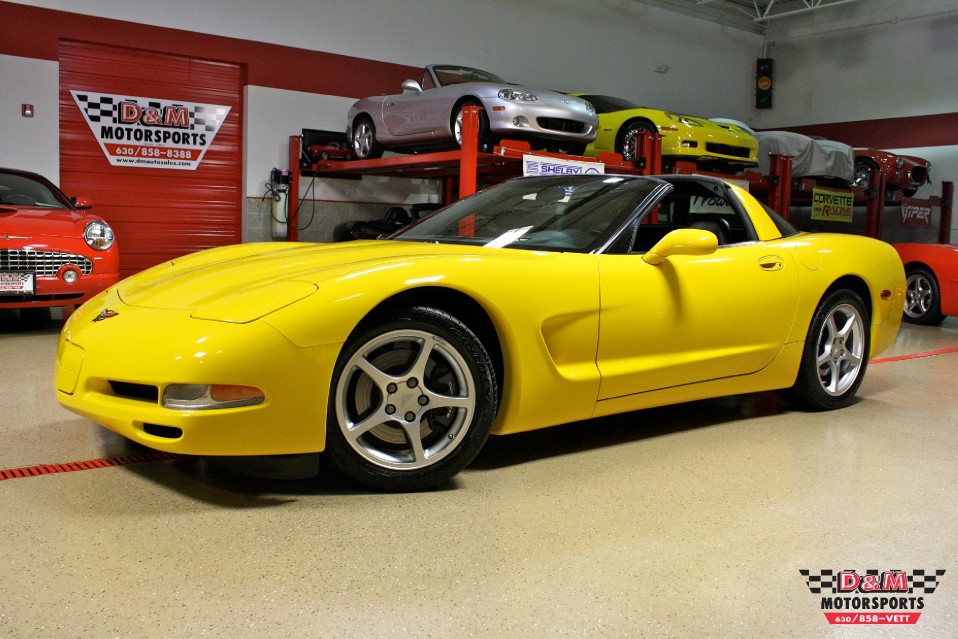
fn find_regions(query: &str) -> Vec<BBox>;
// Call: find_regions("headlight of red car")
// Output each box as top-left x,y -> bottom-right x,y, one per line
84,220 -> 115,250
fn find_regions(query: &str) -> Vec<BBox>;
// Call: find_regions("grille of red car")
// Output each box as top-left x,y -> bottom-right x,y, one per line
910,166 -> 929,183
0,250 -> 94,276
536,117 -> 586,134
705,143 -> 752,159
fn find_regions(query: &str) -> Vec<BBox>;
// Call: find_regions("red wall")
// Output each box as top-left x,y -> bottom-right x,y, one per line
0,2 -> 419,99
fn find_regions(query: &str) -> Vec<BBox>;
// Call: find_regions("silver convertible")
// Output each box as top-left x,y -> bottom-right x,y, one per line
346,64 -> 598,159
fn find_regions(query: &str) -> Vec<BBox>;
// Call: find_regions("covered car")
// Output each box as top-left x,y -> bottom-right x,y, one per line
346,64 -> 597,159
56,174 -> 904,491
1,168 -> 118,311
753,131 -> 854,185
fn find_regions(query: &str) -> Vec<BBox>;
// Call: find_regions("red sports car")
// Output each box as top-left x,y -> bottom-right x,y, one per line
305,141 -> 353,162
1,168 -> 119,311
854,149 -> 931,196
894,243 -> 957,325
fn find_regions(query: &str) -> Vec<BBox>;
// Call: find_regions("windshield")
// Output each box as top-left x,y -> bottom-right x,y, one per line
431,65 -> 507,86
576,95 -> 641,114
0,172 -> 72,208
394,175 -> 660,252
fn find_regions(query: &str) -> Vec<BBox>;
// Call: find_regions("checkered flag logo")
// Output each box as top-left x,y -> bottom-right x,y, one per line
800,569 -> 841,594
800,569 -> 946,594
73,93 -> 118,124
909,569 -> 947,594
193,105 -> 229,132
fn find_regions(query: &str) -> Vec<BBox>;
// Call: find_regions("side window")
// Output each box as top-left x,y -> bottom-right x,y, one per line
627,184 -> 757,253
422,71 -> 435,90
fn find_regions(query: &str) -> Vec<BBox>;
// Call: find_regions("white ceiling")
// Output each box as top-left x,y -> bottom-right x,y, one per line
632,0 -> 861,34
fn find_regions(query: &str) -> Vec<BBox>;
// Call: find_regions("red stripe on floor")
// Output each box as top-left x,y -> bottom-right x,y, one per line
0,452 -> 182,481
871,345 -> 958,364
4,344 -> 956,481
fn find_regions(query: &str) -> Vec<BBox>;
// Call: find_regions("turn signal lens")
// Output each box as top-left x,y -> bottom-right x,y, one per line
163,384 -> 265,410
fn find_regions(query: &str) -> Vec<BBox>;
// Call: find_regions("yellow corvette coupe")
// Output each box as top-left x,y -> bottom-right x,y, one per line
56,175 -> 904,491
574,94 -> 759,171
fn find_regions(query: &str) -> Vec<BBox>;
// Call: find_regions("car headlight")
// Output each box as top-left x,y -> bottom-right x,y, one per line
583,100 -> 595,114
498,89 -> 538,101
665,113 -> 704,127
84,221 -> 115,250
895,156 -> 904,169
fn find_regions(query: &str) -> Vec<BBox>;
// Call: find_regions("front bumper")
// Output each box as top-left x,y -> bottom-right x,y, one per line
485,97 -> 597,143
55,290 -> 341,456
0,272 -> 118,308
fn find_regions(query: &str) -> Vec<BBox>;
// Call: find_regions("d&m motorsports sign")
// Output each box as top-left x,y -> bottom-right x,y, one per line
72,91 -> 230,170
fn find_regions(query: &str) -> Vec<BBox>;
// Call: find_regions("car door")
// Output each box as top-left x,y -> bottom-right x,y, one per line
595,184 -> 799,400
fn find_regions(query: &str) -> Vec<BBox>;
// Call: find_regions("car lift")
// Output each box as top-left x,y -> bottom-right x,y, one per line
288,106 -> 953,244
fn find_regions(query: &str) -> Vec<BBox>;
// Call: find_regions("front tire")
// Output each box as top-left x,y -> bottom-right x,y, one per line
453,100 -> 494,152
853,157 -> 878,189
903,266 -> 945,325
326,307 -> 497,491
780,290 -> 870,411
617,120 -> 657,162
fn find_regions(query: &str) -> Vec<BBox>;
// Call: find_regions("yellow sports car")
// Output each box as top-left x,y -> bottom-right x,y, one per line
574,94 -> 759,171
56,174 -> 904,491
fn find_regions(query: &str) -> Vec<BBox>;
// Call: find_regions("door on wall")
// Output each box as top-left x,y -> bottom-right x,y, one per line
59,41 -> 244,278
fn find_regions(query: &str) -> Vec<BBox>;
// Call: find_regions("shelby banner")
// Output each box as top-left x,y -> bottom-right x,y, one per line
72,91 -> 231,171
522,154 -> 604,176
800,568 -> 946,625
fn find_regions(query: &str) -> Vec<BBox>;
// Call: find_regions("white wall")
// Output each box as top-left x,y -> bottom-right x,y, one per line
0,54 -> 60,178
761,0 -> 958,127
8,0 -> 763,197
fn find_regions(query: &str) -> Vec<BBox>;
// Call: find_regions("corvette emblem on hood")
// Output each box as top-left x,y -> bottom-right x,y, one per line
93,309 -> 119,322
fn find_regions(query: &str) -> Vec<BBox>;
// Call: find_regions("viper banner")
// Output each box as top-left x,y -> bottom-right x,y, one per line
71,91 -> 231,171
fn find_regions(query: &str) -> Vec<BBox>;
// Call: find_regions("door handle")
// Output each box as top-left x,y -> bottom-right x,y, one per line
759,255 -> 784,271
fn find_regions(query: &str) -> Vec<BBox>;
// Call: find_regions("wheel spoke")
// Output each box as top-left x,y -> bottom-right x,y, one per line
344,405 -> 393,440
399,421 -> 428,463
424,390 -> 473,412
355,355 -> 400,390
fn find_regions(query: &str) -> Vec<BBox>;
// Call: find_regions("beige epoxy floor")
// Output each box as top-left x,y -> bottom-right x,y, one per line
1,309 -> 956,638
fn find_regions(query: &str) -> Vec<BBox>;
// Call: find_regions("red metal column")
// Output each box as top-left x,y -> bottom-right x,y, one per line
287,135 -> 301,242
458,106 -> 479,198
767,154 -> 792,218
939,181 -> 954,244
864,169 -> 885,239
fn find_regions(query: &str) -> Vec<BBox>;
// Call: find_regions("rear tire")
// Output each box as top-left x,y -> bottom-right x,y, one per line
325,307 -> 497,491
779,290 -> 870,411
351,117 -> 384,160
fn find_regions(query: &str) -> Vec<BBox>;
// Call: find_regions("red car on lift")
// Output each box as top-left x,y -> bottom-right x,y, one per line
1,168 -> 119,313
854,149 -> 931,196
894,243 -> 957,325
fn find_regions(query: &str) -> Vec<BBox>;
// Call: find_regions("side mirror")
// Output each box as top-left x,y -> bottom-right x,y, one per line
642,228 -> 718,265
72,196 -> 94,210
401,79 -> 423,94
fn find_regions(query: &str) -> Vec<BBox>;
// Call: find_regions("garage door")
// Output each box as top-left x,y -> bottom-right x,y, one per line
59,40 -> 244,278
